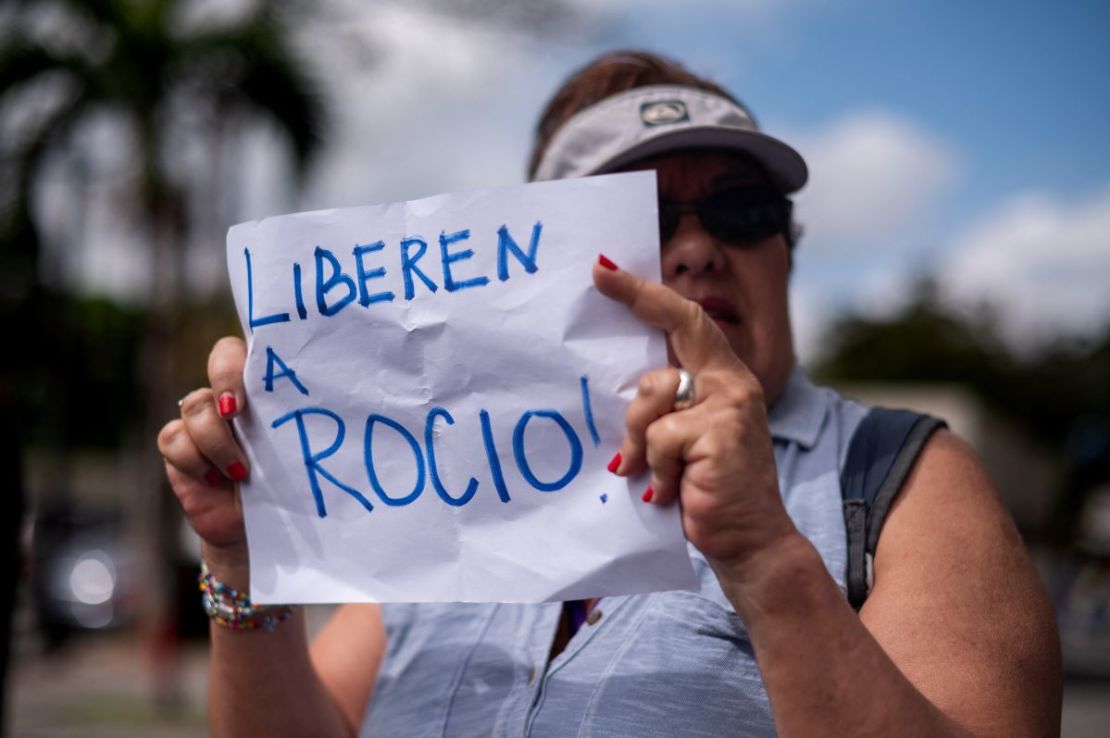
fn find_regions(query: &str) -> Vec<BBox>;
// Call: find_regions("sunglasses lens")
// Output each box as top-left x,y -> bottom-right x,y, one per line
698,187 -> 789,245
657,202 -> 679,243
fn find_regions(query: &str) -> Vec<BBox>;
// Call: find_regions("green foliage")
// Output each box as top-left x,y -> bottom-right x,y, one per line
0,0 -> 325,456
0,0 -> 326,292
0,288 -> 244,449
811,277 -> 1110,449
2,288 -> 142,449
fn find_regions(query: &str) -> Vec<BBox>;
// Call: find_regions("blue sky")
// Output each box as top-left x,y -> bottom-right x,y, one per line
562,0 -> 1110,355
51,0 -> 1110,360
661,0 -> 1110,202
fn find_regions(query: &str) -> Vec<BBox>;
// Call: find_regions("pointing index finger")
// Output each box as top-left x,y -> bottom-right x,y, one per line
592,258 -> 740,374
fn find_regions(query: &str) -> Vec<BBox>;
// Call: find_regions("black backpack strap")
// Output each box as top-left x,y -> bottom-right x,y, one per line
840,408 -> 947,610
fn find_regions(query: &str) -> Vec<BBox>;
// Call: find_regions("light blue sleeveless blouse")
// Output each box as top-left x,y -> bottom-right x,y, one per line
361,368 -> 868,737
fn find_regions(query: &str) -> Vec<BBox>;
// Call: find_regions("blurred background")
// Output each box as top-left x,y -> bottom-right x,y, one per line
1,0 -> 1107,735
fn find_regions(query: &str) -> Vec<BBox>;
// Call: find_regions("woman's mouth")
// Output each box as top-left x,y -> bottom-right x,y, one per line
696,297 -> 740,326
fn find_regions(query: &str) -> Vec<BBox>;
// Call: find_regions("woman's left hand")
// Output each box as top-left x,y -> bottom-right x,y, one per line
593,257 -> 799,580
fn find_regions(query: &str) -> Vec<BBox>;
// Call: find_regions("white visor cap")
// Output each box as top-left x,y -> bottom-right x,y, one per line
532,84 -> 808,194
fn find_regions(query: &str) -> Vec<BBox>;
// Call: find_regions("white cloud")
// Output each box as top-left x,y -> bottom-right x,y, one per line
572,0 -> 793,14
940,187 -> 1110,345
36,0 -> 949,314
290,3 -> 561,209
788,111 -> 957,250
300,0 -> 831,186
568,0 -> 825,23
794,186 -> 1110,357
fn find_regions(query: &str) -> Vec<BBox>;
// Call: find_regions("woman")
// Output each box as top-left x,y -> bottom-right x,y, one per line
159,50 -> 1061,736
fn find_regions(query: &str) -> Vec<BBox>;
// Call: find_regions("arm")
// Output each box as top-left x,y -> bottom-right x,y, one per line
202,547 -> 385,738
860,431 -> 1060,734
203,549 -> 374,738
721,431 -> 1060,737
592,263 -> 1061,737
159,337 -> 385,738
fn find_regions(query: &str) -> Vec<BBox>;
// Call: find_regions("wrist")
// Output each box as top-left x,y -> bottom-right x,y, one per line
199,560 -> 295,633
202,541 -> 251,590
712,531 -> 825,620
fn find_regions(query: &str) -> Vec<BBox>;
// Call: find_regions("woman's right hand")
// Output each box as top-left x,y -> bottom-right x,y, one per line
157,336 -> 251,575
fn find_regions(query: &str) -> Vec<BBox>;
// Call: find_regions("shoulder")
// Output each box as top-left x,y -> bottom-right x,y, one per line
869,430 -> 1035,582
860,430 -> 1062,736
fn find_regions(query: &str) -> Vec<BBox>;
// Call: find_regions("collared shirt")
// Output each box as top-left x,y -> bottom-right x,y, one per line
361,367 -> 868,737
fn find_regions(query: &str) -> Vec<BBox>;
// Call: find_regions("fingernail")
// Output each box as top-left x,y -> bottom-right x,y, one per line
598,254 -> 619,271
218,393 -> 237,418
227,461 -> 248,481
642,486 -> 654,503
606,452 -> 622,474
204,469 -> 221,487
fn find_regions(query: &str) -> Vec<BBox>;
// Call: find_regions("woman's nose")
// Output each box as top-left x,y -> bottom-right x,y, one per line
661,213 -> 724,279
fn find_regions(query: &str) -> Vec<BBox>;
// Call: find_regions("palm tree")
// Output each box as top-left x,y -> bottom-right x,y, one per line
0,0 -> 324,659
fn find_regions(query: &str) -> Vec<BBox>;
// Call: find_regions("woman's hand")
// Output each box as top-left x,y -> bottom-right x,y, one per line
593,258 -> 800,582
157,336 -> 251,572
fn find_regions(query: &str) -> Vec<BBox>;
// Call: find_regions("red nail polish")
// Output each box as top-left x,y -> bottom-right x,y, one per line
607,452 -> 622,474
227,461 -> 248,481
598,254 -> 618,271
642,486 -> 654,503
204,469 -> 221,487
218,393 -> 237,417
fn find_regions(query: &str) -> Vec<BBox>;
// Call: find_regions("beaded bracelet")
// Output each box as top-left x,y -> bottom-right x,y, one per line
198,561 -> 295,632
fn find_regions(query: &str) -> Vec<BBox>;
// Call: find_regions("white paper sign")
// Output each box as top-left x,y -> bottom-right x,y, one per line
226,171 -> 698,603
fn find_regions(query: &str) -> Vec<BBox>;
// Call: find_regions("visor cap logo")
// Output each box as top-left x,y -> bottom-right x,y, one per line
640,100 -> 689,127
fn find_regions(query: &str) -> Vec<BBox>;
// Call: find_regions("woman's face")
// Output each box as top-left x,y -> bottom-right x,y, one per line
623,150 -> 797,405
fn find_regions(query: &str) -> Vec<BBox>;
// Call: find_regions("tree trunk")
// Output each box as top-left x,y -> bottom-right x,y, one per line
135,193 -> 187,711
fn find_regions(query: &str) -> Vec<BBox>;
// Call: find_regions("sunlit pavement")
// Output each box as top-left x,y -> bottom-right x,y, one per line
8,628 -> 1110,737
1063,679 -> 1110,738
10,630 -> 208,738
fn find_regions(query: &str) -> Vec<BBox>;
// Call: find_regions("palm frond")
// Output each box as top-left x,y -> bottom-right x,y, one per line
178,12 -> 326,176
1,92 -> 90,275
0,38 -> 87,97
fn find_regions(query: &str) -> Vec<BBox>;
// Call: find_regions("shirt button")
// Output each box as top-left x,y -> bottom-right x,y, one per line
586,609 -> 602,626
527,665 -> 537,686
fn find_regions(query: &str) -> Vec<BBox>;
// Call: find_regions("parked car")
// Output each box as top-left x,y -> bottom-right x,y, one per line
30,503 -> 137,647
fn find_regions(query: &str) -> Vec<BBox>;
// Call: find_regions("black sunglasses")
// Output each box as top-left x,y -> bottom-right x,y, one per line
658,185 -> 793,245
